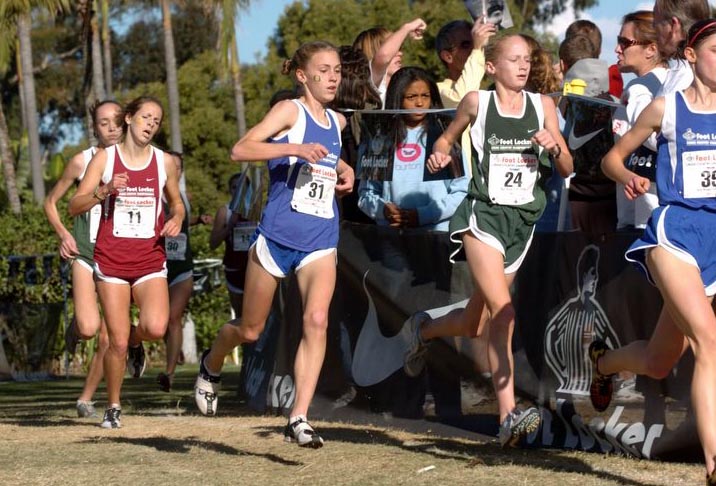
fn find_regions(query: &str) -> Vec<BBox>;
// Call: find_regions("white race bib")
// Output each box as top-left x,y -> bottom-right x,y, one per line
487,153 -> 538,206
89,204 -> 101,243
165,232 -> 187,260
112,196 -> 156,239
290,164 -> 337,219
232,223 -> 257,252
682,150 -> 716,199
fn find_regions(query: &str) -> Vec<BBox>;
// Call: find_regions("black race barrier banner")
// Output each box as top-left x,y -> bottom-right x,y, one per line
241,222 -> 698,462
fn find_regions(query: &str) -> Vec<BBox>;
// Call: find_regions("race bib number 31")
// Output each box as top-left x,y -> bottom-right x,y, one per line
291,164 -> 337,219
682,150 -> 716,199
113,196 -> 156,239
487,153 -> 538,206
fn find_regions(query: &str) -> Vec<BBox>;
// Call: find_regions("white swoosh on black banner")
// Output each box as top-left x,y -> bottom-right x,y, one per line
568,126 -> 604,150
350,270 -> 468,386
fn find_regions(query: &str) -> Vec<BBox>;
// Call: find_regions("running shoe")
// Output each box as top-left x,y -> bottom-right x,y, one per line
588,339 -> 614,412
65,316 -> 79,356
194,350 -> 221,416
127,343 -> 146,378
76,400 -> 97,418
100,407 -> 122,429
498,407 -> 541,448
157,372 -> 172,393
403,312 -> 431,377
284,415 -> 324,448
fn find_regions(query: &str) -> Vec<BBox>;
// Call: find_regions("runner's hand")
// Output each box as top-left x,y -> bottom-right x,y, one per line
625,175 -> 650,200
59,233 -> 79,260
335,164 -> 355,197
296,143 -> 329,164
427,152 -> 451,173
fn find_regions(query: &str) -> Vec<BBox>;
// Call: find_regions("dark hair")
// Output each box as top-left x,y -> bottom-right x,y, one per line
435,20 -> 472,66
559,34 -> 596,71
384,66 -> 445,146
281,40 -> 338,77
565,19 -> 601,56
121,96 -> 163,134
331,45 -> 381,110
687,18 -> 716,50
89,99 -> 121,125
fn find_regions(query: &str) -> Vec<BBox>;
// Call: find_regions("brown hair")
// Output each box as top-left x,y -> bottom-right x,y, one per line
484,34 -> 526,65
281,40 -> 338,77
520,34 -> 560,95
559,34 -> 595,71
655,0 -> 710,36
565,19 -> 601,56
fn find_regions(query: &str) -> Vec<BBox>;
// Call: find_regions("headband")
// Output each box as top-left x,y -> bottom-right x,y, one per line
688,20 -> 716,48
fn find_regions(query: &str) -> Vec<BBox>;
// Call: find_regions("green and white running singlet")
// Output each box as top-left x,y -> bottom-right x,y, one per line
73,147 -> 102,267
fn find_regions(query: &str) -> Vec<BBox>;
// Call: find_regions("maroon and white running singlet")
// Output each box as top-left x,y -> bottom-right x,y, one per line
93,145 -> 168,279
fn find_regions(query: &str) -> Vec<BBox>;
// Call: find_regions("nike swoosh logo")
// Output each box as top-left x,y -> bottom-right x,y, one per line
568,126 -> 604,150
350,270 -> 469,386
146,178 -> 155,181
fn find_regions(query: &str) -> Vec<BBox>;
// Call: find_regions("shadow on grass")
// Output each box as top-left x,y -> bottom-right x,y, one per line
253,423 -> 663,486
78,435 -> 302,466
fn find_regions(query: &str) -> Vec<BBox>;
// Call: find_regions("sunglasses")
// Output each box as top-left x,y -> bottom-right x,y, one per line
617,36 -> 652,49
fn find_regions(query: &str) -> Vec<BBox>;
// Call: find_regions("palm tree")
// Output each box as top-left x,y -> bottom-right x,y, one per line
161,0 -> 182,153
213,0 -> 250,138
0,16 -> 21,214
0,0 -> 71,205
100,0 -> 112,98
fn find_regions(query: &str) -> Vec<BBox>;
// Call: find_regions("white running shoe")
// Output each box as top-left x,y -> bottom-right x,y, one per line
194,350 -> 221,416
403,312 -> 431,377
284,416 -> 324,448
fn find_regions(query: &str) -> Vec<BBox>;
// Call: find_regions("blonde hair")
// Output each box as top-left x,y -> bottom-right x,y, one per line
352,27 -> 390,61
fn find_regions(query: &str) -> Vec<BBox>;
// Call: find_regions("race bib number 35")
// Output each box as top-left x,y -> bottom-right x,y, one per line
291,164 -> 337,219
487,153 -> 538,206
113,196 -> 157,239
682,150 -> 716,199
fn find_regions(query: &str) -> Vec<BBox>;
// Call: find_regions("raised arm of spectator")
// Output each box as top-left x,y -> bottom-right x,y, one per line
371,18 -> 426,87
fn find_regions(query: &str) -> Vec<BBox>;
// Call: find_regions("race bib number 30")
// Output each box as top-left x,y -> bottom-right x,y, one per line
290,164 -> 337,219
487,153 -> 538,206
682,150 -> 716,199
165,233 -> 187,260
113,196 -> 156,239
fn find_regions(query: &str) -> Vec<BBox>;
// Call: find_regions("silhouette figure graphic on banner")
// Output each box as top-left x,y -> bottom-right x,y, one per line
544,245 -> 620,395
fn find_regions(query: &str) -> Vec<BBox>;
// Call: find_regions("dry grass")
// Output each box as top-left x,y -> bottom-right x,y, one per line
0,366 -> 703,486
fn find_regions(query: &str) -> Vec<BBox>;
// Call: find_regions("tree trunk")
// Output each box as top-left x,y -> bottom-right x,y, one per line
0,97 -> 22,215
17,13 -> 45,204
231,37 -> 247,139
161,0 -> 182,153
90,6 -> 106,102
101,0 -> 113,98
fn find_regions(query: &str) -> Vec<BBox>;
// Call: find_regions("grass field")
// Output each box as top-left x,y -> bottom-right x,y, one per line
0,365 -> 704,485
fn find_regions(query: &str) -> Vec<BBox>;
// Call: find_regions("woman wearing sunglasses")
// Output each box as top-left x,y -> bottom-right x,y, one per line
612,10 -> 668,230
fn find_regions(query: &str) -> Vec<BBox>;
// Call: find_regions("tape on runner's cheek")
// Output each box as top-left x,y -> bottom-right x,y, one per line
312,75 -> 321,82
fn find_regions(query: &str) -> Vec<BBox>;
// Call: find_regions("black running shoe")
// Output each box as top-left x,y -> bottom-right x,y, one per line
157,372 -> 172,392
127,344 -> 146,379
589,340 -> 614,412
100,407 -> 122,429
